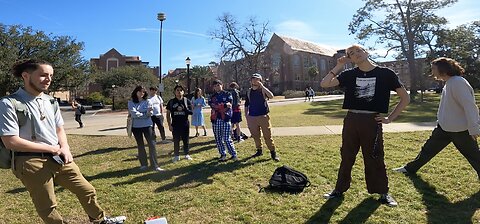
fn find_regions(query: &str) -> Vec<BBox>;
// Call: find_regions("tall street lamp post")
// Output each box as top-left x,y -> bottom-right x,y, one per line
157,12 -> 166,95
111,84 -> 116,111
185,57 -> 191,95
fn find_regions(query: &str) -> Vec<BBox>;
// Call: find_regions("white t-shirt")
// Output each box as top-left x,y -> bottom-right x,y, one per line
149,94 -> 164,116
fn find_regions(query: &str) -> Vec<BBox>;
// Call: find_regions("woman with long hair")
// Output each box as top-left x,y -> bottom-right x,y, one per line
128,85 -> 163,171
191,88 -> 207,137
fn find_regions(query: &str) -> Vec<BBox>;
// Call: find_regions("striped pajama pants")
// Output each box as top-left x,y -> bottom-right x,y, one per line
212,119 -> 237,157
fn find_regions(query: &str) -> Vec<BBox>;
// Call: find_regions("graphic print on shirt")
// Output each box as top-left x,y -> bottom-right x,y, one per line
355,77 -> 376,102
172,102 -> 186,116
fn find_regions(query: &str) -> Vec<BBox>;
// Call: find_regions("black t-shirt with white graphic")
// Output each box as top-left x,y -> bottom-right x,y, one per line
166,97 -> 192,126
337,66 -> 403,113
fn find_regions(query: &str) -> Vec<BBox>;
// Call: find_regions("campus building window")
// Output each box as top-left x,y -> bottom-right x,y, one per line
293,55 -> 301,80
271,53 -> 281,71
106,58 -> 119,71
320,58 -> 327,73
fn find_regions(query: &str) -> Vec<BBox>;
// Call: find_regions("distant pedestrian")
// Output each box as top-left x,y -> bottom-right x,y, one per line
304,87 -> 310,102
320,44 -> 409,207
228,82 -> 244,142
128,85 -> 164,171
166,85 -> 193,162
309,87 -> 315,101
394,57 -> 480,179
209,79 -> 238,161
71,99 -> 84,128
191,88 -> 207,137
148,86 -> 168,143
245,73 -> 280,161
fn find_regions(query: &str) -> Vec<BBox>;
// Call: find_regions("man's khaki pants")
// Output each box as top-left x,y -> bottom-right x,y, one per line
246,114 -> 276,151
13,156 -> 105,224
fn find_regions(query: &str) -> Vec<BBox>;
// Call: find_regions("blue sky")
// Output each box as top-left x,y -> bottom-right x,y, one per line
1,0 -> 479,75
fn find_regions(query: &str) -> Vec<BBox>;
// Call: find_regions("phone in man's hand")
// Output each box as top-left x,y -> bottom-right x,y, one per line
52,155 -> 65,165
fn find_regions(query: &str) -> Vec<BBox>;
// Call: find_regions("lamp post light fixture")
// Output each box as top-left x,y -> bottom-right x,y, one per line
185,57 -> 191,95
111,84 -> 116,111
157,12 -> 166,95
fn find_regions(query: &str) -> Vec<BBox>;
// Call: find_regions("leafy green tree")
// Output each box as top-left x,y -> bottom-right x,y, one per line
430,21 -> 480,88
191,65 -> 214,91
0,23 -> 88,96
93,65 -> 158,96
307,66 -> 319,78
349,0 -> 458,101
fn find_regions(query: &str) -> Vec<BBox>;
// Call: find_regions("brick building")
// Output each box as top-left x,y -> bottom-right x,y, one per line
216,33 -> 431,95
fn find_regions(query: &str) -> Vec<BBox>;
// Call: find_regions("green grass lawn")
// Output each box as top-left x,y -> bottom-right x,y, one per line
200,92 -> 441,128
269,93 -> 441,127
1,133 -> 479,223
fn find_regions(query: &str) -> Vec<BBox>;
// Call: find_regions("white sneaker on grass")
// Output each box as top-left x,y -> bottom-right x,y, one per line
392,167 -> 408,174
154,167 -> 165,172
172,156 -> 180,163
101,216 -> 126,224
185,155 -> 193,160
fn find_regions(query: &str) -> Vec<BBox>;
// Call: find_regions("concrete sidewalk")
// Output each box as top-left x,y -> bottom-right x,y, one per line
63,94 -> 436,137
65,118 -> 436,137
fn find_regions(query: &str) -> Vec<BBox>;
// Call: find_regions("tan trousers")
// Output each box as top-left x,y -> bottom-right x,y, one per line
246,114 -> 276,151
12,156 -> 105,224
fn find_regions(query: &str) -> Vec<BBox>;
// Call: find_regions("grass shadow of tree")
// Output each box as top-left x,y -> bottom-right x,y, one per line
407,174 -> 480,223
75,146 -> 136,158
305,197 -> 344,224
110,157 -> 270,192
302,101 -> 347,119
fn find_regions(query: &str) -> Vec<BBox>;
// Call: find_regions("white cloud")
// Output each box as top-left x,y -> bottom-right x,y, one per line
123,28 -> 212,39
438,1 -> 480,28
169,50 -> 218,68
274,20 -> 321,41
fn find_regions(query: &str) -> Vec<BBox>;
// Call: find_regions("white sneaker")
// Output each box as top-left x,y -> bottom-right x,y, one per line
172,156 -> 180,163
393,167 -> 408,174
102,215 -> 126,224
154,167 -> 165,172
185,155 -> 193,160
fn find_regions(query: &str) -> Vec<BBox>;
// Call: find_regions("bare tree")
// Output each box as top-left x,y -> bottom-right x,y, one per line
349,0 -> 457,101
210,13 -> 270,77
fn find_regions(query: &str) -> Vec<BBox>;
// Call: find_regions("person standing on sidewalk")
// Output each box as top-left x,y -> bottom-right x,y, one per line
320,44 -> 410,207
166,85 -> 193,162
71,99 -> 84,128
148,86 -> 168,143
393,57 -> 480,179
0,59 -> 126,224
128,85 -> 163,172
245,73 -> 280,161
209,79 -> 238,161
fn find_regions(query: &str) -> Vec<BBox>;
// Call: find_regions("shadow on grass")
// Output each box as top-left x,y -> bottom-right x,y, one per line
305,197 -> 344,224
407,174 -> 480,224
5,187 -> 27,194
338,197 -> 380,224
75,146 -> 136,158
121,139 -> 217,161
302,101 -> 346,119
112,156 -> 269,192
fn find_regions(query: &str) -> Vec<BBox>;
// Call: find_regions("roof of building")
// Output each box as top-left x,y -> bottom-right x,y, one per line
274,34 -> 338,56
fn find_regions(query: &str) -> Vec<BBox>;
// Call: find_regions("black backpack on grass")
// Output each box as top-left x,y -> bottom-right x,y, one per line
267,165 -> 311,193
